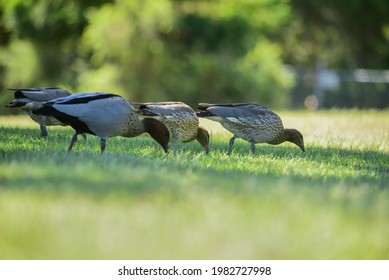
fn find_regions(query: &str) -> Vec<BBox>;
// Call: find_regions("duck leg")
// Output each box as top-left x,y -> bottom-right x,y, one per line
172,138 -> 178,155
81,133 -> 87,142
40,116 -> 48,137
203,143 -> 209,155
227,135 -> 237,156
67,133 -> 78,152
100,138 -> 106,153
250,142 -> 256,154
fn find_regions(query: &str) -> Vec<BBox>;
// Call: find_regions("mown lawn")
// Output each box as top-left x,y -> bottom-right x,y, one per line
0,110 -> 388,259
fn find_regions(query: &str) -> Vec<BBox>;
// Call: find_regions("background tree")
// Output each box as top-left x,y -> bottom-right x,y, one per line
1,0 -> 388,113
77,0 -> 294,107
284,0 -> 389,68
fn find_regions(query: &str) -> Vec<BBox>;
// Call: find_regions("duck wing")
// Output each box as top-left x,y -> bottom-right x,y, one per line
198,103 -> 282,127
8,87 -> 70,101
136,102 -> 193,117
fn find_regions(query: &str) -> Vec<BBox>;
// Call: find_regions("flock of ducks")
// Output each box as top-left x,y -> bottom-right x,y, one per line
5,87 -> 305,155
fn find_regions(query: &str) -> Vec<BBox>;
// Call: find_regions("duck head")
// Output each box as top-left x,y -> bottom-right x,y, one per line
285,128 -> 305,152
196,126 -> 210,154
142,118 -> 170,153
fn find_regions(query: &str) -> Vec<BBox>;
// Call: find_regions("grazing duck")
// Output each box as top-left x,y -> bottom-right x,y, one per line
27,92 -> 170,153
6,87 -> 71,137
197,103 -> 305,155
135,102 -> 209,154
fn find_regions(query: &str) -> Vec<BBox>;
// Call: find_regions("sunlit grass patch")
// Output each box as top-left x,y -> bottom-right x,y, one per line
0,110 -> 388,259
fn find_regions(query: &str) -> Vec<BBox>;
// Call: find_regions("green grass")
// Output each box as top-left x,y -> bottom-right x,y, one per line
0,110 -> 388,259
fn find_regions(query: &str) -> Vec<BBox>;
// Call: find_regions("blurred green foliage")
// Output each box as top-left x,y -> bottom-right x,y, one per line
289,0 -> 389,68
0,0 -> 294,111
1,111 -> 388,258
0,0 -> 388,113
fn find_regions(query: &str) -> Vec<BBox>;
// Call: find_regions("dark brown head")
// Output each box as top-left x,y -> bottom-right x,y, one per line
285,128 -> 305,152
196,126 -> 210,155
142,118 -> 170,153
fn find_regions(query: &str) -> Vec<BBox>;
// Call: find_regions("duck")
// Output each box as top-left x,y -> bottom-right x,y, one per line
135,102 -> 209,154
197,103 -> 305,155
6,87 -> 71,137
25,92 -> 170,153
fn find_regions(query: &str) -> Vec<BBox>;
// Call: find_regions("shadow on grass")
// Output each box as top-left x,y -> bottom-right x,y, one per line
210,138 -> 388,174
1,127 -> 388,196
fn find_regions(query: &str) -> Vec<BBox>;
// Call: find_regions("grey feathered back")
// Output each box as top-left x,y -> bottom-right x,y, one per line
198,103 -> 280,120
8,87 -> 70,101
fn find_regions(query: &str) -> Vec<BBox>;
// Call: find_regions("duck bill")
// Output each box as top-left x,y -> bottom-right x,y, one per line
300,145 -> 305,153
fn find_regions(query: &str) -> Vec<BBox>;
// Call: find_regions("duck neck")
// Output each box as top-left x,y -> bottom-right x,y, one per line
284,129 -> 294,143
196,126 -> 209,154
141,118 -> 170,153
268,130 -> 288,145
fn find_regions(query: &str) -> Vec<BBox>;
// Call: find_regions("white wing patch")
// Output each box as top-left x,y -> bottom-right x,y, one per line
53,103 -> 91,118
226,117 -> 242,123
52,95 -> 125,118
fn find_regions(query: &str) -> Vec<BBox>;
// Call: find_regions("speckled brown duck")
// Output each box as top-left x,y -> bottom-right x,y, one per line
135,102 -> 209,154
197,103 -> 304,155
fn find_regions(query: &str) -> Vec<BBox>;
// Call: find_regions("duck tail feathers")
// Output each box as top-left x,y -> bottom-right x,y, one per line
136,108 -> 159,117
196,110 -> 214,117
198,103 -> 215,110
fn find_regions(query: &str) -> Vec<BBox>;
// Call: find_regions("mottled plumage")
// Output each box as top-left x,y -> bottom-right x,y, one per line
135,102 -> 209,154
197,103 -> 305,154
30,93 -> 170,153
6,87 -> 71,137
